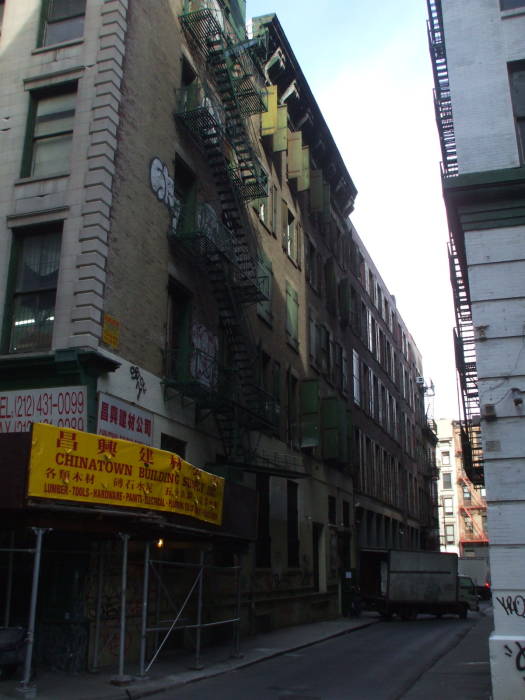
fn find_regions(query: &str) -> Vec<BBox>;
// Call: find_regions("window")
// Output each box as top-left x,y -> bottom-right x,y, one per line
463,485 -> 471,502
508,61 -> 525,164
39,0 -> 86,47
6,226 -> 62,353
283,205 -> 300,265
328,495 -> 336,525
287,481 -> 299,567
445,524 -> 454,544
285,281 -> 299,349
441,450 -> 450,466
160,434 -> 186,459
442,472 -> 452,490
257,255 -> 273,326
305,238 -> 319,291
501,0 -> 525,9
342,500 -> 350,528
444,497 -> 453,515
23,86 -> 77,178
166,280 -> 192,379
256,474 -> 271,567
352,350 -> 361,405
286,370 -> 298,446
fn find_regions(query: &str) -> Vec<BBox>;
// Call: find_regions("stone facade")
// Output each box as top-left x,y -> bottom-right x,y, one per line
0,0 -> 436,675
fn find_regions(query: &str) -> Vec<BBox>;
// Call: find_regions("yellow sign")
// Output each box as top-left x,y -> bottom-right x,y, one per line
102,314 -> 120,349
28,423 -> 224,525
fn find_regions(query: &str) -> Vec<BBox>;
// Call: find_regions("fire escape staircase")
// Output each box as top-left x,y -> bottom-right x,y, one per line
169,6 -> 276,458
448,239 -> 484,484
427,0 -> 458,177
457,475 -> 488,545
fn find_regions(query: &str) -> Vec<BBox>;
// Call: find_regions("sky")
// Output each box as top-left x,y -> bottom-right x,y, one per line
246,0 -> 459,421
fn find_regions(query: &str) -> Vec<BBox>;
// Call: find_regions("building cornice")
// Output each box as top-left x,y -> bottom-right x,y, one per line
443,166 -> 525,232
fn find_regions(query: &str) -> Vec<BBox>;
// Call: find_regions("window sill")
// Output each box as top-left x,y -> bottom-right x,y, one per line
15,173 -> 70,186
501,7 -> 525,18
32,38 -> 84,55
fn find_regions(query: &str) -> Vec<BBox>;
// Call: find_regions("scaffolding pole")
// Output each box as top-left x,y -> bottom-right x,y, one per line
232,554 -> 242,658
18,527 -> 48,695
139,541 -> 151,677
3,531 -> 15,628
90,541 -> 105,672
111,533 -> 131,685
191,551 -> 205,670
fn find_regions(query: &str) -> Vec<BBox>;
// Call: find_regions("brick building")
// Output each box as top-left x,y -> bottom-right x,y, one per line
0,0 -> 436,679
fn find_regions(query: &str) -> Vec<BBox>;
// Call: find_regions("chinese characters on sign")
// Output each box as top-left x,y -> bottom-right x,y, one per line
97,393 -> 154,446
28,423 -> 224,526
0,387 -> 87,434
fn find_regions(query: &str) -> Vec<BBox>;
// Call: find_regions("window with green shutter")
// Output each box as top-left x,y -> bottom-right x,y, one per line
299,379 -> 320,448
321,396 -> 348,464
257,255 -> 273,326
285,281 -> 299,349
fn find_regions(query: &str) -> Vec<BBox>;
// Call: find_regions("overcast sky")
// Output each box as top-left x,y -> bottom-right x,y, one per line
247,0 -> 459,421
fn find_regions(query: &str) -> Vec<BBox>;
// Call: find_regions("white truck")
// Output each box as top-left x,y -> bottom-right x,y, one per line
360,549 -> 479,620
458,557 -> 491,599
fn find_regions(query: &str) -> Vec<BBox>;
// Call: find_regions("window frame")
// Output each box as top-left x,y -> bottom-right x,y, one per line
21,82 -> 77,179
38,0 -> 86,48
3,224 -> 63,354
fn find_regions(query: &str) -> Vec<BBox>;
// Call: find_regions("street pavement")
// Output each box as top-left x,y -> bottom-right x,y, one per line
0,604 -> 493,700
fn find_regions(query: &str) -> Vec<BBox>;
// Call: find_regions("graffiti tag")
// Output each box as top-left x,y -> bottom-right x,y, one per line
130,365 -> 146,401
504,641 -> 525,678
149,157 -> 181,231
497,595 -> 525,618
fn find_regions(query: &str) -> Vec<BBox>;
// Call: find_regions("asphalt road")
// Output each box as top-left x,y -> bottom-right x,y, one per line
154,615 -> 477,700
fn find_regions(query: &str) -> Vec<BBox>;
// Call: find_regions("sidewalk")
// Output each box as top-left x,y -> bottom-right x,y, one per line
0,614 -> 378,700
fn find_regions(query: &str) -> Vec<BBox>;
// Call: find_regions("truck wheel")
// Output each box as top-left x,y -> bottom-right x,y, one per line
459,605 -> 468,619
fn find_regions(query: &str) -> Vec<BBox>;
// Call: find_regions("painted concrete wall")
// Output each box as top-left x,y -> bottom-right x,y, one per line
441,3 -> 525,696
442,0 -> 525,174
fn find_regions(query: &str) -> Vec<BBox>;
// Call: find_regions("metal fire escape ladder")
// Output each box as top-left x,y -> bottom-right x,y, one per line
427,0 -> 458,177
176,7 -> 275,457
448,238 -> 484,483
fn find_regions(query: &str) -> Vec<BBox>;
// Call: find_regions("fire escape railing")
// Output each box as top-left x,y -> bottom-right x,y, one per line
457,474 -> 488,544
169,3 -> 278,458
448,238 -> 484,484
428,0 -> 483,485
427,0 -> 458,178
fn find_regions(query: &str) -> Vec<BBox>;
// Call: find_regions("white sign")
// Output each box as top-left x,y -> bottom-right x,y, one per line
97,393 -> 154,445
0,386 -> 87,433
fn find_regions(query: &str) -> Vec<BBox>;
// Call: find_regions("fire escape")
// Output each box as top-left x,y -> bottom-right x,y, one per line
457,474 -> 488,551
165,1 -> 279,460
427,0 -> 483,484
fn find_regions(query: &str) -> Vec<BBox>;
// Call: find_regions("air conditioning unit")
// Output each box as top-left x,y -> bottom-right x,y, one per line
416,377 -> 425,386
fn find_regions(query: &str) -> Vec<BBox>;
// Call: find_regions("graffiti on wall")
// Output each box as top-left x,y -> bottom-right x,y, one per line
497,594 -> 525,619
150,157 -> 181,231
191,322 -> 218,389
130,365 -> 147,400
504,641 -> 525,679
